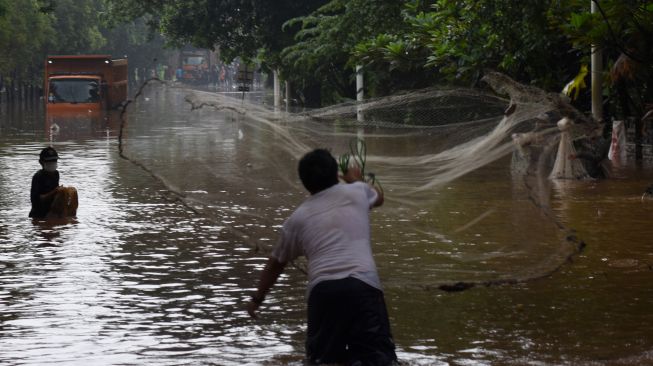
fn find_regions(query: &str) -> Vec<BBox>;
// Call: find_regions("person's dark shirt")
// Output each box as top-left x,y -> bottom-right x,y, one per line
29,169 -> 59,218
575,136 -> 611,178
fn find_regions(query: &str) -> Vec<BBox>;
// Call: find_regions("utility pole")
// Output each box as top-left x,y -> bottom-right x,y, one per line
356,65 -> 364,122
285,81 -> 290,112
273,69 -> 281,110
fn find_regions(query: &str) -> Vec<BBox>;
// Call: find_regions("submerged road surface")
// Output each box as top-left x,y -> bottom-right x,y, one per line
1,84 -> 653,365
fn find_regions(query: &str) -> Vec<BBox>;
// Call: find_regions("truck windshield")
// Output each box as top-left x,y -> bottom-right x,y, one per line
184,57 -> 205,65
48,78 -> 101,103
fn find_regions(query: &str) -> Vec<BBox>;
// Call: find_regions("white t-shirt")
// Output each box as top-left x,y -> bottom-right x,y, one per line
271,182 -> 382,295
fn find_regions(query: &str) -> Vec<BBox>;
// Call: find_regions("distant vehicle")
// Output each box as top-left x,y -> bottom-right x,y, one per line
45,55 -> 128,109
44,55 -> 128,137
181,51 -> 210,83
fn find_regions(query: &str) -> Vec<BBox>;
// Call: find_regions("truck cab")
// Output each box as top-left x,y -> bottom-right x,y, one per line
181,52 -> 210,83
44,55 -> 127,137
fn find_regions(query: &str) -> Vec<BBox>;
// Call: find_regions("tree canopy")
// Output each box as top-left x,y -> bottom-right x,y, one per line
354,0 -> 578,90
105,0 -> 326,64
1,0 -> 652,115
0,0 -> 53,81
556,0 -> 653,119
0,0 -> 169,85
279,0 -> 406,103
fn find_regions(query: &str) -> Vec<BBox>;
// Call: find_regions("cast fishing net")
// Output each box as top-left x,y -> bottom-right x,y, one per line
117,72 -> 599,291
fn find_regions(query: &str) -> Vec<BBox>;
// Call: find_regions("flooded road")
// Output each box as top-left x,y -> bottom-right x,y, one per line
1,85 -> 652,365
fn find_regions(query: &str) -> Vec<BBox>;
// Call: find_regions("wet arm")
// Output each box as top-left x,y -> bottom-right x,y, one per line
30,176 -> 40,204
371,185 -> 384,207
31,177 -> 55,203
247,257 -> 287,319
39,186 -> 60,202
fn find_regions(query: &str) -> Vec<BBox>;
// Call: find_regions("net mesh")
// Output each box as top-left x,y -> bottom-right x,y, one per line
117,72 -> 600,291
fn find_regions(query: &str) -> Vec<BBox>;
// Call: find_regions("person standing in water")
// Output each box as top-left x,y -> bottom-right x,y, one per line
29,147 -> 77,219
247,148 -> 397,366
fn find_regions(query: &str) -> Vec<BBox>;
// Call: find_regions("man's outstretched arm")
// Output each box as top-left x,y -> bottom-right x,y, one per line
247,257 -> 287,319
340,164 -> 384,207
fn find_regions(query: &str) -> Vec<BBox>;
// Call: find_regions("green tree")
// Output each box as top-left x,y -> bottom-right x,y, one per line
0,0 -> 53,84
0,0 -> 173,90
105,0 -> 326,63
47,0 -> 106,54
0,0 -> 109,87
99,16 -> 171,84
280,0 -> 406,105
104,0 -> 331,104
354,0 -> 579,91
554,0 -> 653,120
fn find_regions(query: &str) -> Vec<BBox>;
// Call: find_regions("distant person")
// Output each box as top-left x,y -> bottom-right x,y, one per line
29,147 -> 78,219
247,149 -> 397,366
212,65 -> 220,87
570,133 -> 611,179
158,65 -> 166,80
176,67 -> 183,82
220,65 -> 227,88
88,83 -> 100,102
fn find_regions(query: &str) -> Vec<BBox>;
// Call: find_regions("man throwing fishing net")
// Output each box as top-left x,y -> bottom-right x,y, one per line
247,148 -> 397,366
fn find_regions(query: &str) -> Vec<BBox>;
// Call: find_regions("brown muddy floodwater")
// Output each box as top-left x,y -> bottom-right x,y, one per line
1,85 -> 652,365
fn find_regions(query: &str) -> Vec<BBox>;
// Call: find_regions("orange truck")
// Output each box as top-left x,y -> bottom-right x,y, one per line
44,55 -> 128,137
181,51 -> 210,83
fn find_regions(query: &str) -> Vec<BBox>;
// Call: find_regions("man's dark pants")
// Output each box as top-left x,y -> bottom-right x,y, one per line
306,277 -> 397,365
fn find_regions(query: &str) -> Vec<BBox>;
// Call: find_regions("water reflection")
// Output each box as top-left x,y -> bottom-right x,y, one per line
1,85 -> 652,365
0,137 -> 305,364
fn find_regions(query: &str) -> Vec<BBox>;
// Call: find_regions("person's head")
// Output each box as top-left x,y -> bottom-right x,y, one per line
298,149 -> 339,194
39,146 -> 58,173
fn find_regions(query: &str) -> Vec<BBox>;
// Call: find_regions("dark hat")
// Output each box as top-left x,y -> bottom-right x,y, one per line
39,147 -> 58,162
